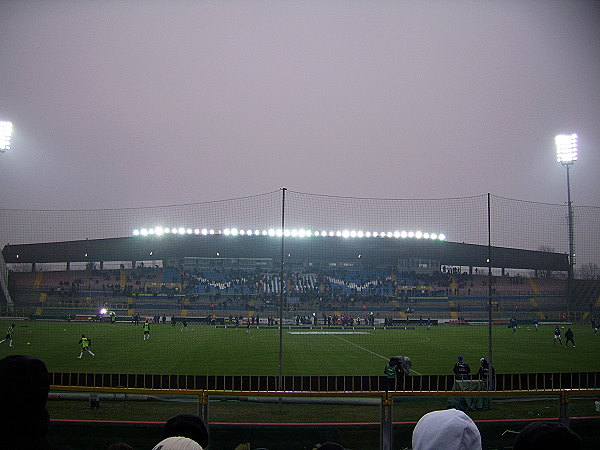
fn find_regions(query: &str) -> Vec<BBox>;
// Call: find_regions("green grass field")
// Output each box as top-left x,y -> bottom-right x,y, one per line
2,321 -> 598,375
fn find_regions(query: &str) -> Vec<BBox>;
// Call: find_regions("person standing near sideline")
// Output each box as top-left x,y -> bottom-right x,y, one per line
453,355 -> 471,380
0,324 -> 15,347
565,328 -> 575,347
383,358 -> 397,392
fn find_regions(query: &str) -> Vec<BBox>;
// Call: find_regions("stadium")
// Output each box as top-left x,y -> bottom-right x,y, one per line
1,190 -> 600,448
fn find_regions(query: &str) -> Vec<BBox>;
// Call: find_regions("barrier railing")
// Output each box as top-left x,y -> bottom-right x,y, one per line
49,371 -> 600,392
50,383 -> 600,450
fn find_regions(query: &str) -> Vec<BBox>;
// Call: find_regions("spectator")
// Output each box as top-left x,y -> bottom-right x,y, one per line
107,443 -> 133,450
512,421 -> 582,449
162,414 -> 209,449
0,355 -> 61,449
152,436 -> 203,450
412,408 -> 482,450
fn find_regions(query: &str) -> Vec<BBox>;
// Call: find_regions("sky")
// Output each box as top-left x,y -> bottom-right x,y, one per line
0,0 -> 599,210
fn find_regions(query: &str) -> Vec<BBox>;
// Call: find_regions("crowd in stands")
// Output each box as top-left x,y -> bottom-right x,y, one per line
0,354 -> 584,449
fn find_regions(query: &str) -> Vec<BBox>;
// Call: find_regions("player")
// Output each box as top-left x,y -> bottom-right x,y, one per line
143,320 -> 150,340
564,328 -> 575,348
78,334 -> 95,358
533,318 -> 539,331
553,326 -> 562,346
246,317 -> 251,334
426,318 -> 432,331
110,314 -> 116,327
0,324 -> 15,347
511,317 -> 518,334
453,355 -> 471,380
181,318 -> 188,331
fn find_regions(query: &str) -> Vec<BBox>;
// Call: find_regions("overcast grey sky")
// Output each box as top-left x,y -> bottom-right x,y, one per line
0,0 -> 598,210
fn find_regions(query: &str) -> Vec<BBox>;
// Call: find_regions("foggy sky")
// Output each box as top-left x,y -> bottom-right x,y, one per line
0,0 -> 599,210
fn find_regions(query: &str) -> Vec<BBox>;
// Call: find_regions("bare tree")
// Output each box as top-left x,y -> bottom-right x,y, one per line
577,262 -> 600,280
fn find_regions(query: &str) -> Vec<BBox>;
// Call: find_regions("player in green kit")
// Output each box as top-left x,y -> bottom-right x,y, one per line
78,334 -> 95,358
0,324 -> 14,347
143,320 -> 150,340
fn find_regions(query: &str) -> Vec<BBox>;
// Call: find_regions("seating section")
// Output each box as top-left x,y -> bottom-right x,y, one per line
8,267 -> 575,321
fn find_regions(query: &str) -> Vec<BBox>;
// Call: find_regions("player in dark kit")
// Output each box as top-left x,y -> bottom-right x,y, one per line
564,328 -> 575,347
453,355 -> 471,380
554,326 -> 562,345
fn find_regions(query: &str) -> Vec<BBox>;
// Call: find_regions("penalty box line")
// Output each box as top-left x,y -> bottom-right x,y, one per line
331,335 -> 422,375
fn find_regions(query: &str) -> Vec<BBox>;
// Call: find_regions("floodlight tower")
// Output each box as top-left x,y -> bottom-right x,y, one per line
0,121 -> 13,155
555,133 -> 577,317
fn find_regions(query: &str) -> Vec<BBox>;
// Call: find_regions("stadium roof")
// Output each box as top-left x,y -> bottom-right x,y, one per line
1,235 -> 568,272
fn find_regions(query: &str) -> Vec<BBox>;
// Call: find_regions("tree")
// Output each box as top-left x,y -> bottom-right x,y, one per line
577,262 -> 600,280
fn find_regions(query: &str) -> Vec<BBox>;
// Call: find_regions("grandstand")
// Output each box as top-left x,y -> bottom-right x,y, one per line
1,232 -> 579,323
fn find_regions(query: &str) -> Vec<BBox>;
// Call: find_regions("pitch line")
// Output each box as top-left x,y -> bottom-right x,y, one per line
331,335 -> 422,375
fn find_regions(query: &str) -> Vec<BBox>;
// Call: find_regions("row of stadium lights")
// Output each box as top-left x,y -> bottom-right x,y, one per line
132,227 -> 446,241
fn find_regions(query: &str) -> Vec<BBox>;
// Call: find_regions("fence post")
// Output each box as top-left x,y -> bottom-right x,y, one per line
380,393 -> 393,450
199,391 -> 209,424
559,390 -> 570,426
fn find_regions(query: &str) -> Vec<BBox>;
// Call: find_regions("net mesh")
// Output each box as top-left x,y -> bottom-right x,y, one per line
0,191 -> 598,377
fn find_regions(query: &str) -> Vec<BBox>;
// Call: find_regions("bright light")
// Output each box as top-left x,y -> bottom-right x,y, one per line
556,134 -> 578,164
130,225 -> 447,241
99,308 -> 107,315
0,121 -> 13,154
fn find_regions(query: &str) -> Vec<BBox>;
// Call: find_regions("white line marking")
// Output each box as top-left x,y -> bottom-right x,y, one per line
331,335 -> 422,375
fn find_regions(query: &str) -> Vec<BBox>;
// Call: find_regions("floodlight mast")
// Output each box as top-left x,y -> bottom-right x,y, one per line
555,134 -> 577,319
0,121 -> 13,155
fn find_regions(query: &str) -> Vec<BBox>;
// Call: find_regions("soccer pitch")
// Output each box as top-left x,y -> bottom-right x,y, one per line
3,321 -> 598,376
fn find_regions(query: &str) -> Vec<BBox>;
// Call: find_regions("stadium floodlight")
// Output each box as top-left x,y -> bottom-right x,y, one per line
555,133 -> 578,165
556,133 -> 577,316
133,229 -> 140,236
0,121 -> 13,155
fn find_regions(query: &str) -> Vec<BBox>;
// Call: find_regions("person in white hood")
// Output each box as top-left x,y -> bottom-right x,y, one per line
412,408 -> 482,450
